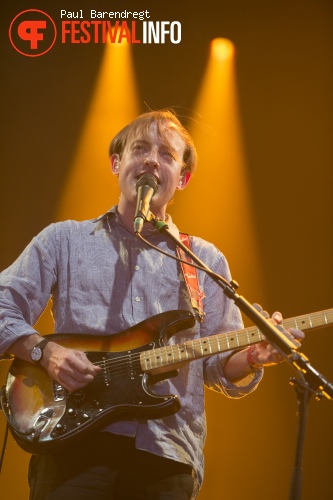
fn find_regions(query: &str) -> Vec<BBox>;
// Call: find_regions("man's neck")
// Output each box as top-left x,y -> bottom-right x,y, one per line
117,197 -> 166,234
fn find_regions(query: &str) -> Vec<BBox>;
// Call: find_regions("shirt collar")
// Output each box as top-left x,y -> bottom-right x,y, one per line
93,205 -> 180,239
94,206 -> 117,223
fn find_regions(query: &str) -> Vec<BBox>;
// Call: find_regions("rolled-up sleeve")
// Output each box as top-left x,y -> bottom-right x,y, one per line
0,224 -> 57,354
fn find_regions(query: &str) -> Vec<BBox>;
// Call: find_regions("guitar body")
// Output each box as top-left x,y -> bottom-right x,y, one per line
1,310 -> 195,454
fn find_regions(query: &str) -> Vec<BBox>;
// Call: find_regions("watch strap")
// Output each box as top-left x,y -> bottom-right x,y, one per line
31,337 -> 49,362
35,338 -> 49,350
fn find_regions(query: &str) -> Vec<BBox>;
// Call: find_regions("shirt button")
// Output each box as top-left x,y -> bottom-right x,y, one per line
134,265 -> 140,271
135,296 -> 141,302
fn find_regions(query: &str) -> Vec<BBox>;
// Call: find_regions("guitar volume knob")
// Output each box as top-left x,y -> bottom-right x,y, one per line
54,423 -> 67,435
73,391 -> 85,403
67,408 -> 79,419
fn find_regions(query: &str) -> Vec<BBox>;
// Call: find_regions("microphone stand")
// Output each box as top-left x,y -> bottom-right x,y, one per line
138,214 -> 333,500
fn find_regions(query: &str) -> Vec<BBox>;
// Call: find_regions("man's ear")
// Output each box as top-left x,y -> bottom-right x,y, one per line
177,170 -> 191,190
110,154 -> 120,175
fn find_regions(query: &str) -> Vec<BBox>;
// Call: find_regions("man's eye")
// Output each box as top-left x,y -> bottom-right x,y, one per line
162,149 -> 174,158
133,145 -> 148,154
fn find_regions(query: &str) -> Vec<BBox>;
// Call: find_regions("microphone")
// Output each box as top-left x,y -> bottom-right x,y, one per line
134,174 -> 158,233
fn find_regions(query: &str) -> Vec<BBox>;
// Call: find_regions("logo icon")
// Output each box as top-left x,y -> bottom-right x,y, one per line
9,9 -> 57,57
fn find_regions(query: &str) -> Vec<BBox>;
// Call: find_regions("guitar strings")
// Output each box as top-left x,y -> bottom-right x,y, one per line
84,311 -> 330,381
89,328 -> 264,380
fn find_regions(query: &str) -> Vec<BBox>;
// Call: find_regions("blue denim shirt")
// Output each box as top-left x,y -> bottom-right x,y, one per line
0,206 -> 262,489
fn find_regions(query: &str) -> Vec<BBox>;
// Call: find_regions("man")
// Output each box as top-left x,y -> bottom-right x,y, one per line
0,110 -> 303,499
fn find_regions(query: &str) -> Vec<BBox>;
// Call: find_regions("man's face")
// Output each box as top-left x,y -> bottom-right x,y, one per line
112,122 -> 191,212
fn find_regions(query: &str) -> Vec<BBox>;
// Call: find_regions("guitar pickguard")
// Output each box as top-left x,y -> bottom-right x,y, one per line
47,345 -> 179,445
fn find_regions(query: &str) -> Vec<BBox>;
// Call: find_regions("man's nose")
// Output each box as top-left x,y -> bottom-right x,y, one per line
144,149 -> 159,167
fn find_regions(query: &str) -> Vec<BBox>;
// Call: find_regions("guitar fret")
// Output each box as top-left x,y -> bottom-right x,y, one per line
199,339 -> 210,356
190,340 -> 195,360
161,346 -> 167,365
152,347 -> 158,367
200,340 -> 204,356
155,347 -> 163,366
225,334 -> 230,350
167,345 -> 174,365
177,343 -> 188,362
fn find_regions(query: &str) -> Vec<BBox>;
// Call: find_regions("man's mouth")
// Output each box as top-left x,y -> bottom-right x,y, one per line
136,172 -> 160,184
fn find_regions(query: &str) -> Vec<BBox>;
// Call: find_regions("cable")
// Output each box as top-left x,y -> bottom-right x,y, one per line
0,421 -> 9,474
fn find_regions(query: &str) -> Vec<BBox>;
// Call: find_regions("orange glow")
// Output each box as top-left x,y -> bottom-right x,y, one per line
56,38 -> 139,222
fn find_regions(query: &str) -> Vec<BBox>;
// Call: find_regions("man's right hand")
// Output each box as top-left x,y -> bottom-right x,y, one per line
41,342 -> 101,392
8,333 -> 101,392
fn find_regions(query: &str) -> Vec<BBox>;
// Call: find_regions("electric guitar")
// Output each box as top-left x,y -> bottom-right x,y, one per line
1,307 -> 332,455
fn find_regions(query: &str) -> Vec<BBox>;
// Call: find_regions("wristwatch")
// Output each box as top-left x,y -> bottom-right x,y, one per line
31,338 -> 49,363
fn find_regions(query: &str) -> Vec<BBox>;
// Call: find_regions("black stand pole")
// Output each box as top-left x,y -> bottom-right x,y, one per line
289,379 -> 311,500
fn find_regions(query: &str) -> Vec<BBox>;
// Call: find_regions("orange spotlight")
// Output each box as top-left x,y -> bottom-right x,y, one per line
175,39 -> 264,301
210,37 -> 235,61
181,40 -> 266,500
56,38 -> 139,222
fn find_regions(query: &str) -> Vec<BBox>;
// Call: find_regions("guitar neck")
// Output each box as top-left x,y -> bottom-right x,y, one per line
141,308 -> 333,373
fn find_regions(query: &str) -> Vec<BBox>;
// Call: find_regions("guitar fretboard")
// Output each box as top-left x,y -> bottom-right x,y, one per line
281,309 -> 333,331
141,308 -> 333,372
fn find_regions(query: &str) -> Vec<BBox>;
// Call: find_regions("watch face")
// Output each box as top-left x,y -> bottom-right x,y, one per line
31,346 -> 42,362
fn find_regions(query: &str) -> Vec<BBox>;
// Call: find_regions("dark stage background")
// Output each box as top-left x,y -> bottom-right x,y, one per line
1,1 -> 332,499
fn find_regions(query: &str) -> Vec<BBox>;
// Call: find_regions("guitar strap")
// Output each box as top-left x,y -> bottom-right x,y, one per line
177,233 -> 205,323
